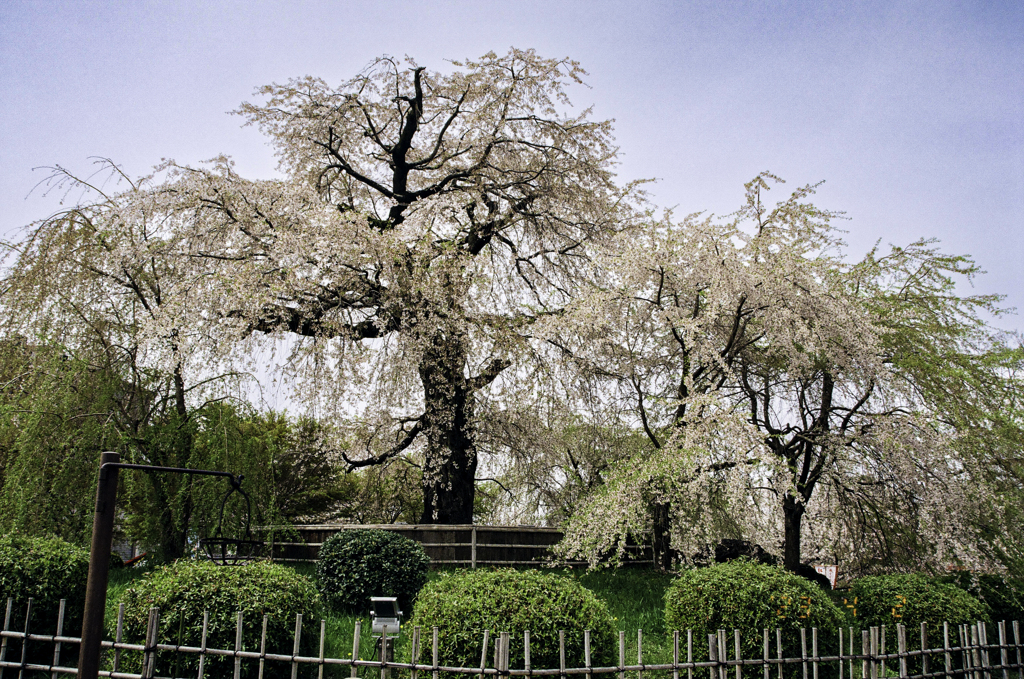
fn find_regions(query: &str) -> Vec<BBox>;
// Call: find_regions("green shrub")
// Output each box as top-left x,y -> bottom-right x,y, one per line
0,533 -> 89,628
412,569 -> 617,670
109,551 -> 125,570
119,559 -> 319,678
664,560 -> 846,662
316,529 -> 429,612
849,574 -> 988,628
939,572 -> 1024,624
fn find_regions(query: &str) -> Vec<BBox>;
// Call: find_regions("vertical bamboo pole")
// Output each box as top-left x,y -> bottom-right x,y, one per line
142,606 -> 159,679
257,615 -> 268,679
687,629 -> 693,679
479,629 -> 490,679
861,629 -> 868,679
559,630 -> 566,679
811,627 -> 818,679
880,626 -> 887,679
18,597 -> 32,677
0,597 -> 12,679
735,629 -> 743,679
525,630 -> 532,679
291,614 -> 303,679
639,629 -> 645,679
50,599 -> 65,679
432,627 -> 439,679
944,623 -> 951,679
199,610 -> 209,679
233,611 -> 243,679
412,626 -> 421,679
898,624 -> 907,678
922,623 -> 929,678
710,633 -> 719,679
352,620 -> 362,679
1011,622 -> 1019,679
763,629 -> 769,679
777,629 -> 783,679
471,527 -> 477,570
673,630 -> 680,679
719,630 -> 727,679
585,630 -> 592,677
801,628 -> 808,679
998,621 -> 1008,679
618,631 -> 625,679
838,628 -> 843,679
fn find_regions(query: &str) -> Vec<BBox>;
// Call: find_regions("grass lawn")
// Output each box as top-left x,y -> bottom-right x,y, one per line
104,561 -> 678,671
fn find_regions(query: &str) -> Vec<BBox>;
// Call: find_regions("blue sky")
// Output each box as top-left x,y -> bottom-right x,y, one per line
2,0 -> 1022,326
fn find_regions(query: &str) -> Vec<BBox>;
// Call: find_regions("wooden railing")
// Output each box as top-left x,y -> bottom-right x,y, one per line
258,524 -> 654,567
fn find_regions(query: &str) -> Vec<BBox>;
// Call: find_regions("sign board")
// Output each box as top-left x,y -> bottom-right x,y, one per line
814,565 -> 838,588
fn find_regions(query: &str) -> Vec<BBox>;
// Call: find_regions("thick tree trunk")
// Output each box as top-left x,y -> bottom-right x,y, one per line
418,338 -> 478,524
651,501 -> 674,571
782,493 -> 804,573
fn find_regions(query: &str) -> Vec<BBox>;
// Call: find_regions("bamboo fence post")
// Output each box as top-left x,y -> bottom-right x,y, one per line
673,630 -> 680,679
19,598 -> 32,677
811,627 -> 818,679
922,623 -> 929,678
777,629 -> 783,679
525,630 -> 532,679
735,629 -> 742,679
1011,622 -> 1019,679
0,597 -> 12,679
480,629 -> 490,679
801,628 -> 808,679
559,630 -> 566,679
50,598 -> 65,679
292,613 -> 303,679
432,627 -> 439,679
762,629 -> 769,679
999,621 -> 1009,679
687,629 -> 693,679
502,631 -> 510,678
318,619 -> 327,679
898,624 -> 907,678
861,629 -> 869,679
412,626 -> 421,679
710,633 -> 719,679
838,628 -> 843,679
944,623 -> 952,679
351,619 -> 362,679
880,626 -> 887,679
233,610 -> 243,679
199,610 -> 210,679
585,630 -> 592,678
719,630 -> 727,679
142,606 -> 159,679
257,615 -> 268,679
638,629 -> 644,679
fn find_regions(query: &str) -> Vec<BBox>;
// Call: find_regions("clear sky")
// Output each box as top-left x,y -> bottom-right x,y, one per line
2,0 -> 1022,326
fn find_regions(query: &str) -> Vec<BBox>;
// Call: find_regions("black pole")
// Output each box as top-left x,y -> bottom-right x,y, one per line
78,450 -> 120,679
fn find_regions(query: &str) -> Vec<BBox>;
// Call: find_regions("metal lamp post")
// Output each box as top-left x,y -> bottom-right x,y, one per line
77,451 -> 258,679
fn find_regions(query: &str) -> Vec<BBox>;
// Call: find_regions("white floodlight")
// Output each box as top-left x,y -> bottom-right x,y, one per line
370,596 -> 402,638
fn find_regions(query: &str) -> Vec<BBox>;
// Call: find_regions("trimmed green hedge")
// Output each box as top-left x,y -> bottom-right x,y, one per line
316,529 -> 429,612
412,569 -> 617,670
0,533 -> 89,628
119,559 -> 319,678
848,574 -> 988,628
665,560 -> 846,661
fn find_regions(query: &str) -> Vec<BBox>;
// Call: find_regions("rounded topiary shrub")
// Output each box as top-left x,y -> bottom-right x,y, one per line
848,574 -> 987,629
939,572 -> 1024,625
665,560 -> 846,662
120,559 -> 319,678
316,529 -> 429,612
412,569 -> 617,670
0,533 -> 89,628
